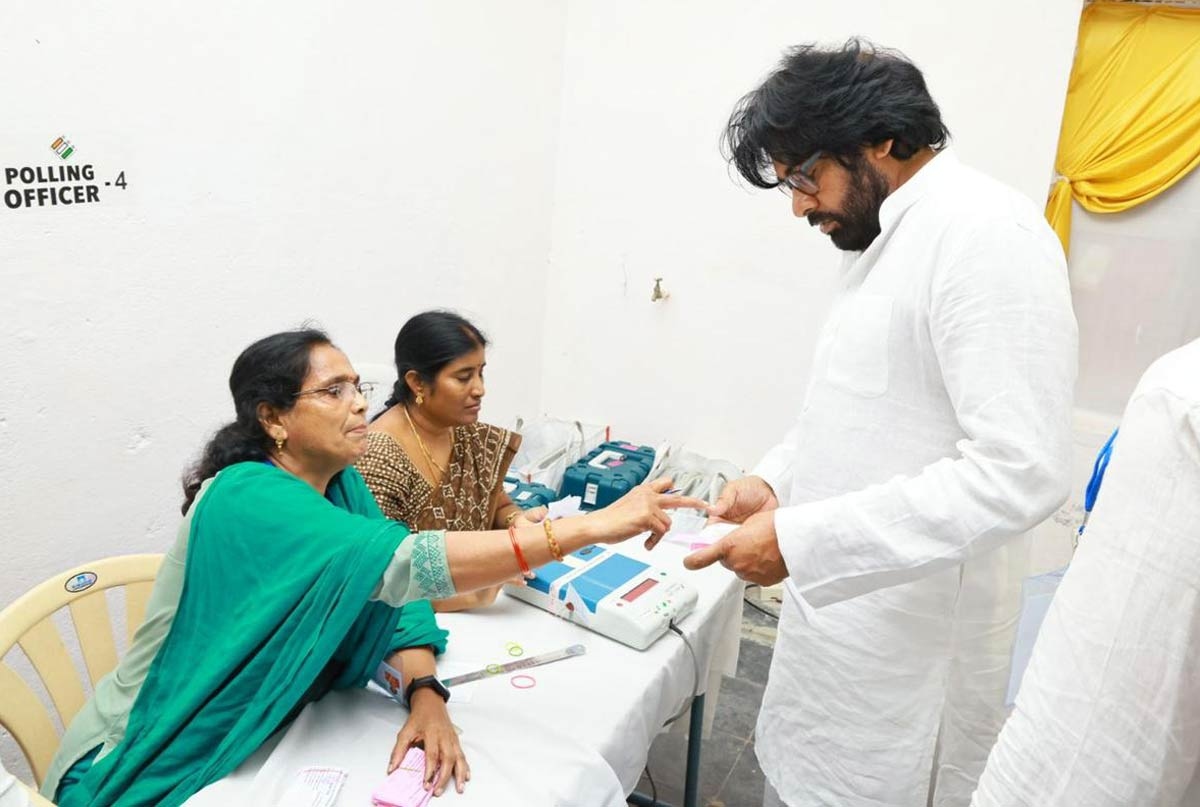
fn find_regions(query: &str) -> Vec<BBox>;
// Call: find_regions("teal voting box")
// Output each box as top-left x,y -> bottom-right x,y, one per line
597,440 -> 656,469
503,476 -> 559,509
559,441 -> 656,510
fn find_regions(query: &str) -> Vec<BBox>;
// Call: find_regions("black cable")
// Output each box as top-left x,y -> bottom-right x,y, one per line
743,582 -> 780,621
638,624 -> 696,805
743,596 -> 780,621
642,763 -> 658,804
662,621 -> 701,728
637,623 -> 701,805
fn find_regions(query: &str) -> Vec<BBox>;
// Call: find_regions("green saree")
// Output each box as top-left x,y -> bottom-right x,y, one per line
56,462 -> 454,806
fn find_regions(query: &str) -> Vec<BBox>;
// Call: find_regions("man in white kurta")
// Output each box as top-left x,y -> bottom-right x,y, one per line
972,339 -> 1200,807
692,41 -> 1079,806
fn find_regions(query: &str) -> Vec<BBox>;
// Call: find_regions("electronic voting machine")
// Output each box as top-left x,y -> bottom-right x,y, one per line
504,544 -> 698,650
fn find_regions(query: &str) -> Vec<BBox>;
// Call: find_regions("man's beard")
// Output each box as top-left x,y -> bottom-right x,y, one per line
807,157 -> 890,252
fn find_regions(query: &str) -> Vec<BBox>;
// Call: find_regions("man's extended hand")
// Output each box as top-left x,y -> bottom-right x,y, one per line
707,476 -> 779,525
684,509 -> 788,586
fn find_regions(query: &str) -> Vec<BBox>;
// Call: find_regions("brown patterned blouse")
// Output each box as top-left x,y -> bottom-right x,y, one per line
355,423 -> 522,532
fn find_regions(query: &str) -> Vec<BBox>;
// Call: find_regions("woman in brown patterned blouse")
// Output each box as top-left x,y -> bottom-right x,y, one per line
356,310 -> 546,613
353,318 -> 705,793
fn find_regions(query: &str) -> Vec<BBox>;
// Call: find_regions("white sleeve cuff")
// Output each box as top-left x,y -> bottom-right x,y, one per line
773,501 -> 855,609
752,462 -> 791,507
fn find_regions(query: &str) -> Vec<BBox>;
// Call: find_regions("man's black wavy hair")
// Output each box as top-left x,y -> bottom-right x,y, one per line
723,38 -> 950,189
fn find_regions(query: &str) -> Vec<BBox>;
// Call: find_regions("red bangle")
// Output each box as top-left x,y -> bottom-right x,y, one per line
508,523 -> 534,579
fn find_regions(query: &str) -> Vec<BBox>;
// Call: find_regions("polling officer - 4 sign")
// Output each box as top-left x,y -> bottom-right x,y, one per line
3,135 -> 128,210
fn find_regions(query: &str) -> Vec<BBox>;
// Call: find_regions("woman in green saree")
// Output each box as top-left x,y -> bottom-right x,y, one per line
44,328 -> 703,807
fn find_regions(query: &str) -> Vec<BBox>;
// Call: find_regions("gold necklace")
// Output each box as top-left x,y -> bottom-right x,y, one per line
403,405 -> 450,480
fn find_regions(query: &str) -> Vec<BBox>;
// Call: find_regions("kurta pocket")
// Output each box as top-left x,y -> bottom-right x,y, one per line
826,293 -> 893,397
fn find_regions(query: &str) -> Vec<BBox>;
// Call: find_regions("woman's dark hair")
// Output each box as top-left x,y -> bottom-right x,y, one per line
723,38 -> 950,189
181,328 -> 331,514
381,311 -> 488,411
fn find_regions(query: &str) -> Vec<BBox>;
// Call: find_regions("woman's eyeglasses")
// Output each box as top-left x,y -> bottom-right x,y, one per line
293,381 -> 376,403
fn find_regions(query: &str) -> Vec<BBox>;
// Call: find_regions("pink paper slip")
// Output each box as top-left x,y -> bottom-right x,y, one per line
371,747 -> 434,807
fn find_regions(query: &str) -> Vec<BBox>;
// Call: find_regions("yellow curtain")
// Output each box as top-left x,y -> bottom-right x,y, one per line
1047,2 -> 1200,253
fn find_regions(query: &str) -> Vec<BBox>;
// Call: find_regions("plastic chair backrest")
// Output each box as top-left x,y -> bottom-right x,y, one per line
0,554 -> 163,788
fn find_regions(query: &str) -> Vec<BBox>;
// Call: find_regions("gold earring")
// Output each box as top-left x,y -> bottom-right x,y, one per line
275,436 -> 285,451
415,392 -> 424,406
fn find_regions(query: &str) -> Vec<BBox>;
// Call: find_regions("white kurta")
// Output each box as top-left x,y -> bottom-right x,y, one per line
971,339 -> 1200,807
752,149 -> 1078,807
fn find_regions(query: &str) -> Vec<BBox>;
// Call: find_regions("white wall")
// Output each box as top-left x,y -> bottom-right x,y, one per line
0,0 -> 567,778
541,0 -> 1084,469
1070,168 -> 1200,415
1027,150 -> 1200,572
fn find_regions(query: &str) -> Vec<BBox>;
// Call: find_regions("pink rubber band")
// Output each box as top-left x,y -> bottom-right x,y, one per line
510,674 -> 537,689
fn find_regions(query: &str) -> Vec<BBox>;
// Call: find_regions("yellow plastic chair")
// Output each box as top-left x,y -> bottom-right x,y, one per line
0,555 -> 163,802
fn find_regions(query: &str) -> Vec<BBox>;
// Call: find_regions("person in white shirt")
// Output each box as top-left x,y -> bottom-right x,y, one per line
971,338 -> 1200,807
684,39 -> 1078,806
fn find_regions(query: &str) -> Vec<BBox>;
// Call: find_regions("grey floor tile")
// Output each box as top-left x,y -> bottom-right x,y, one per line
630,771 -> 683,807
643,726 -> 688,793
712,675 -> 765,741
628,584 -> 778,806
696,730 -> 748,799
715,741 -> 766,807
734,637 -> 774,686
639,727 -> 748,805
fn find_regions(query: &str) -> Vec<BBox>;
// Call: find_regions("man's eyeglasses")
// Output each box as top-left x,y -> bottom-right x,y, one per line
777,151 -> 823,197
293,381 -> 376,403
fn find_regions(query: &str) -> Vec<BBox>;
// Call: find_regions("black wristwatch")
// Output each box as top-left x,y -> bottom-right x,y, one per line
404,675 -> 450,707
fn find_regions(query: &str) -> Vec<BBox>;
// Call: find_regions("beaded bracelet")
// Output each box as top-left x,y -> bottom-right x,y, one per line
543,518 -> 564,562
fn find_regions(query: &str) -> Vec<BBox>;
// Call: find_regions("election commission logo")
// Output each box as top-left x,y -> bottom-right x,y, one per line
3,135 -> 128,210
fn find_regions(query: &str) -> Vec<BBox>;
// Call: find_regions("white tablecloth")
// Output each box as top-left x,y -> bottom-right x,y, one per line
186,536 -> 743,806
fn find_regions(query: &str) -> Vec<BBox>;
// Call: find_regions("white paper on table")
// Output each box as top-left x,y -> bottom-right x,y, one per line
277,767 -> 347,807
548,495 -> 584,520
1005,566 -> 1068,706
661,520 -> 739,550
658,509 -> 703,548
